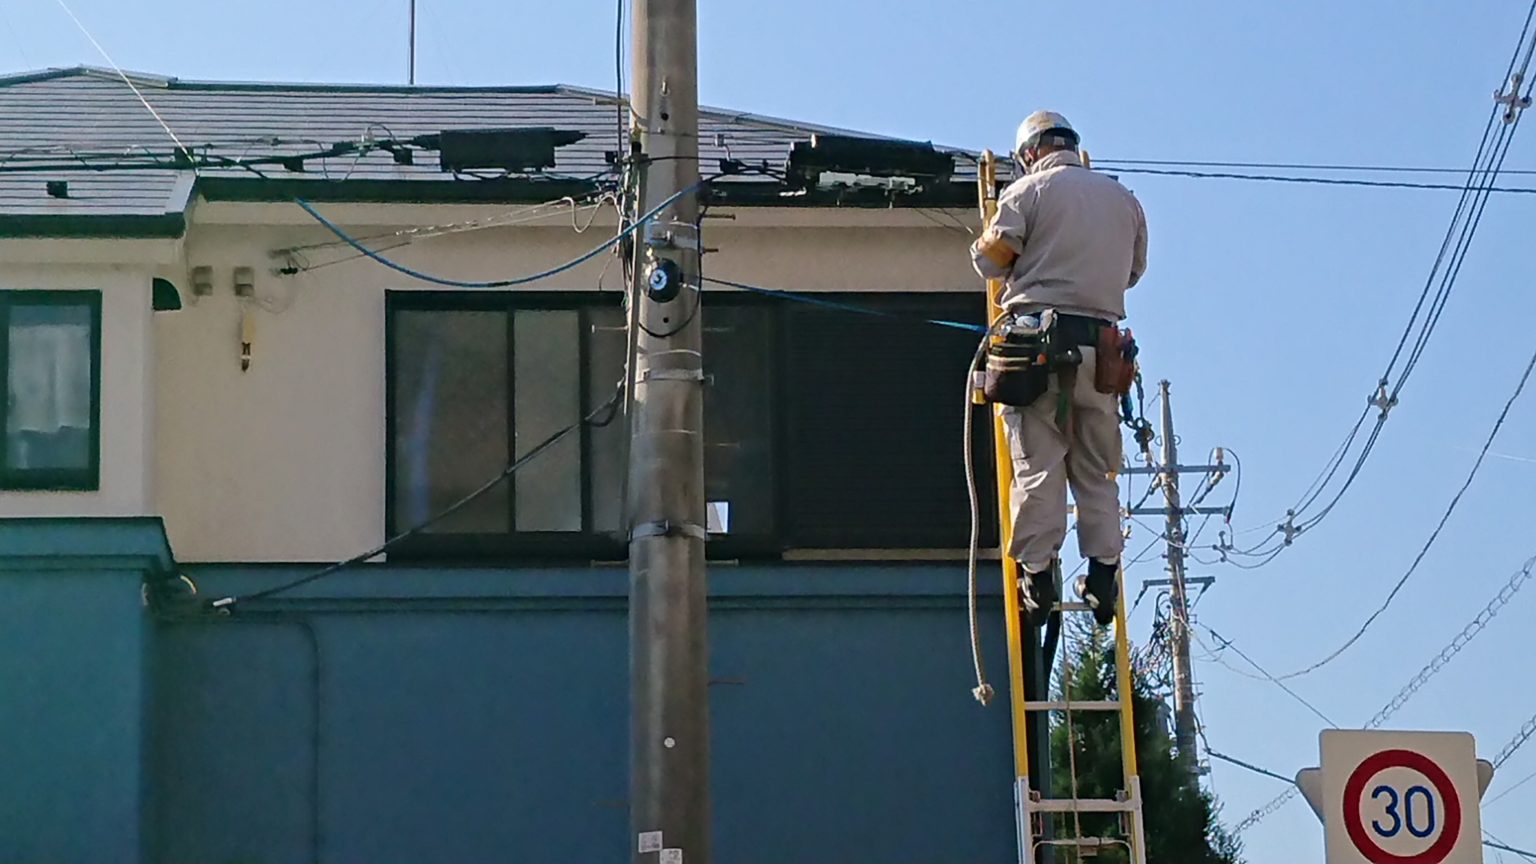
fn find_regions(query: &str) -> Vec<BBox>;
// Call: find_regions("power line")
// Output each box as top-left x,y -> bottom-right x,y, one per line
1274,343 -> 1536,679
293,181 -> 698,289
1238,552 -> 1536,832
1494,712 -> 1536,770
1486,835 -> 1536,864
1095,158 -> 1536,176
1206,750 -> 1294,785
702,276 -> 986,332
51,0 -> 189,155
1098,165 -> 1536,194
210,386 -> 622,608
1201,627 -> 1337,728
1211,750 -> 1536,861
1488,766 -> 1536,806
1208,1 -> 1536,570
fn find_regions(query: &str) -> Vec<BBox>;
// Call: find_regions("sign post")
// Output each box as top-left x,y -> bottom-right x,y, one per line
1297,730 -> 1493,864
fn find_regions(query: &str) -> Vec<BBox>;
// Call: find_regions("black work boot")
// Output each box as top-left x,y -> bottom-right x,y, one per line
1018,564 -> 1057,629
1076,559 -> 1119,627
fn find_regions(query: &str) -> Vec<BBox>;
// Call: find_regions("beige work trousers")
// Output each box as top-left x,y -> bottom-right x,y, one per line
1001,346 -> 1125,572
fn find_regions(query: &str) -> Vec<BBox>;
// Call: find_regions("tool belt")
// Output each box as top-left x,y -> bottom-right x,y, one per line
980,310 -> 1139,408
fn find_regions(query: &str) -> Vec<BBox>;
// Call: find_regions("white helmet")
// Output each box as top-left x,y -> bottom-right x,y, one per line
1014,110 -> 1079,168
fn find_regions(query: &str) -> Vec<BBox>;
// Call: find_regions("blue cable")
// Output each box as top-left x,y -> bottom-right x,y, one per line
293,182 -> 703,289
296,185 -> 987,336
703,277 -> 987,333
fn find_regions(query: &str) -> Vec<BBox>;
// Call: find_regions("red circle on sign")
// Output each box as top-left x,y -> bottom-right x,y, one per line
1342,748 -> 1462,864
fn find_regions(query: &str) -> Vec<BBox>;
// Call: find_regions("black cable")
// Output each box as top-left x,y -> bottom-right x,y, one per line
1293,94 -> 1529,537
1095,157 -> 1536,176
1216,8 -> 1536,562
1277,341 -> 1536,679
1101,165 -> 1536,194
211,386 -> 623,608
1207,750 -> 1298,786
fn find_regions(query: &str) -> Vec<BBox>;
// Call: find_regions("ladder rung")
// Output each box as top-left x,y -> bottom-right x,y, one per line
1024,700 -> 1121,712
1040,837 -> 1120,849
1031,798 -> 1137,814
1053,601 -> 1095,613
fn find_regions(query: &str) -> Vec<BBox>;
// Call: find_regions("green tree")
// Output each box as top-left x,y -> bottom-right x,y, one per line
1047,624 -> 1244,863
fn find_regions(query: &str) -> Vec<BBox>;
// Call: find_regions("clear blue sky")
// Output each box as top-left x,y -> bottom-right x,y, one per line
4,0 -> 1535,860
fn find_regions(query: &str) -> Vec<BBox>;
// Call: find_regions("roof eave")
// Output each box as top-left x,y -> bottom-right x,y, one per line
0,212 -> 187,239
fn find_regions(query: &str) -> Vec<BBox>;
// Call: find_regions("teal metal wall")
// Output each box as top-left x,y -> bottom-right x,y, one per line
0,518 -> 173,864
2,519 -> 1019,864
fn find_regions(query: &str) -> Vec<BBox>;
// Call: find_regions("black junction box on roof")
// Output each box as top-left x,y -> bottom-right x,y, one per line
786,134 -> 954,183
425,127 -> 587,173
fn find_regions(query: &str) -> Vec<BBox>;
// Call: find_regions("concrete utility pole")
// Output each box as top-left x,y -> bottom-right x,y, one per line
627,0 -> 710,862
1157,380 -> 1199,774
1124,380 -> 1230,778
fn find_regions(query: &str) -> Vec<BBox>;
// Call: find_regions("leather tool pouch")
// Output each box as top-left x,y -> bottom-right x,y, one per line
983,338 -> 1050,407
1094,325 -> 1138,396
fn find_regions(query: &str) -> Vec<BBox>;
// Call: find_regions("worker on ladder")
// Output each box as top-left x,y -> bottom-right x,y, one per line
969,110 -> 1148,628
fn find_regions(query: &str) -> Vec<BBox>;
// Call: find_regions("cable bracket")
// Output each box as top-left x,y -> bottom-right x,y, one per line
629,520 -> 708,542
1368,381 -> 1399,419
644,220 -> 700,251
1495,72 -> 1532,124
1279,510 -> 1302,546
637,367 -> 704,384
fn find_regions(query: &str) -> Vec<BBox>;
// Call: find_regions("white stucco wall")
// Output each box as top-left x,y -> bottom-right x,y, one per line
54,204 -> 980,562
0,264 -> 157,518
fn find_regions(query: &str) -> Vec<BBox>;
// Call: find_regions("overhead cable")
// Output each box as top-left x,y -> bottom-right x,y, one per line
51,0 -> 190,156
1098,165 -> 1536,194
1208,0 -> 1536,567
1494,712 -> 1536,770
1274,342 -> 1536,679
209,386 -> 622,609
293,181 -> 699,289
1238,552 -> 1536,831
702,276 -> 987,333
1211,751 -> 1536,861
1095,158 -> 1536,176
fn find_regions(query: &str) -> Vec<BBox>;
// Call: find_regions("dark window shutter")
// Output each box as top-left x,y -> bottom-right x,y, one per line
779,293 -> 997,550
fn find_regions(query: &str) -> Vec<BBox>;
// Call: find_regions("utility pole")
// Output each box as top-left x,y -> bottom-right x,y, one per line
1157,380 -> 1199,773
1123,380 -> 1230,777
407,0 -> 417,85
627,1 -> 710,863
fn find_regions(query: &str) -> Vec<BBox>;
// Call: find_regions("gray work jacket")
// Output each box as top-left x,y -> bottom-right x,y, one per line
970,150 -> 1147,321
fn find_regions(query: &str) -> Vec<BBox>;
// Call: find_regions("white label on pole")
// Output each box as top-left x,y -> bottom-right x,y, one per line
1319,729 -> 1482,864
638,831 -> 664,854
660,849 -> 683,864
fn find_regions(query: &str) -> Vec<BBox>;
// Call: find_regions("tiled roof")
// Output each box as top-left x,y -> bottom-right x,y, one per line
0,66 -> 997,236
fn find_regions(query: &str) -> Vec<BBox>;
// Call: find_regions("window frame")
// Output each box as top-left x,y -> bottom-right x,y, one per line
385,290 -> 623,561
0,289 -> 103,492
384,289 -> 990,562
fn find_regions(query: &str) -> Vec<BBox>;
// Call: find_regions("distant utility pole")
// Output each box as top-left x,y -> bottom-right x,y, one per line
627,0 -> 710,862
1124,380 -> 1228,778
407,0 -> 417,85
1157,380 -> 1199,774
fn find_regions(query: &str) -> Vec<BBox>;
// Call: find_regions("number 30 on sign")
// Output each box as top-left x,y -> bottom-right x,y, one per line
1319,730 -> 1483,864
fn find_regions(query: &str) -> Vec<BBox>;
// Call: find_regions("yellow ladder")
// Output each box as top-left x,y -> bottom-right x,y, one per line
976,150 -> 1148,864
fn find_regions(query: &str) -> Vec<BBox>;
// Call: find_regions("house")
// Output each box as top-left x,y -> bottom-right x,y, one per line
0,66 -> 1018,863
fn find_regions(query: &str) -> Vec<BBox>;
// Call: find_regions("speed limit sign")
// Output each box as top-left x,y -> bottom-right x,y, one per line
1318,730 -> 1484,864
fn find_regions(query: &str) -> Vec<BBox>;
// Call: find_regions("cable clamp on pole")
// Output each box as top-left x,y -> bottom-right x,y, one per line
637,367 -> 705,384
630,520 -> 708,542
